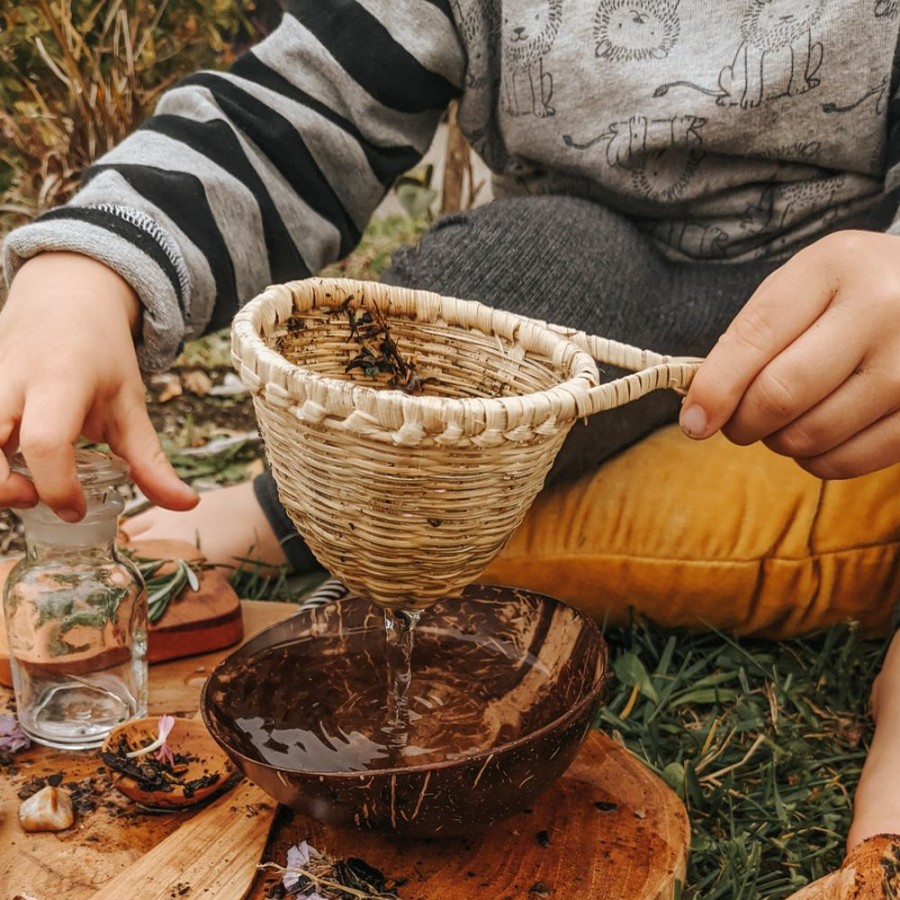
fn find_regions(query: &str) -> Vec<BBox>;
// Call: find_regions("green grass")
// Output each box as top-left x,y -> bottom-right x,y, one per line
601,616 -> 886,897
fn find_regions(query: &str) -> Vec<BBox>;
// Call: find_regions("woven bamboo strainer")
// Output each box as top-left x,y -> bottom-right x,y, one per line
232,277 -> 699,610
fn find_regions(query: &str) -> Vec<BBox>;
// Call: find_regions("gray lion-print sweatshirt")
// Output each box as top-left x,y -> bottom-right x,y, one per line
4,0 -> 900,371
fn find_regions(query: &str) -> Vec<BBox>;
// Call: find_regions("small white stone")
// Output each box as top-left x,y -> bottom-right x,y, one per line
19,785 -> 75,833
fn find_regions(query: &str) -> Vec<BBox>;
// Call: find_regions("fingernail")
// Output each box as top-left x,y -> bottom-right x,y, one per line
57,508 -> 83,524
679,404 -> 708,438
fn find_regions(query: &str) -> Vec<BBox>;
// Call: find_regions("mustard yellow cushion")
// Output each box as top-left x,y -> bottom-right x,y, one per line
483,425 -> 900,639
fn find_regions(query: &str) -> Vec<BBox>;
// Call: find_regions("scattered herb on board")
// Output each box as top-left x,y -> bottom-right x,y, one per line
260,840 -> 405,899
341,297 -> 432,395
16,772 -> 108,817
100,716 -> 220,799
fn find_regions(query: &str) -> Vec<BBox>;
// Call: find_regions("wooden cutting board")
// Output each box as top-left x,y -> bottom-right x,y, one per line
0,538 -> 243,686
88,779 -> 278,900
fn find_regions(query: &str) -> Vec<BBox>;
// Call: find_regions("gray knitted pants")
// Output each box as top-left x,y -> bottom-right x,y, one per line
256,196 -> 780,571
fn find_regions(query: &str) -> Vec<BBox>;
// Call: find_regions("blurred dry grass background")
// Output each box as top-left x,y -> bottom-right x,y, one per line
0,0 -> 260,230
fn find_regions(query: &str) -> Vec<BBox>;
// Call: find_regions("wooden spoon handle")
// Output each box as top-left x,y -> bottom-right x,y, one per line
91,780 -> 276,900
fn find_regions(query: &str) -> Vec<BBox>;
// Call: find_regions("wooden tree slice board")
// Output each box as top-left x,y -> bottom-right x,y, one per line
1,602 -> 690,900
0,538 -> 243,687
248,729 -> 691,900
0,731 -> 689,900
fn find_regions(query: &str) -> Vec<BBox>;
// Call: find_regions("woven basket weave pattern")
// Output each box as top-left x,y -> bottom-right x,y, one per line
232,278 -> 698,609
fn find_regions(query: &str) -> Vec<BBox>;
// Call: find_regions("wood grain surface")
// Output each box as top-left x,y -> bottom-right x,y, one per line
88,779 -> 277,900
248,729 -> 690,900
1,601 -> 691,900
0,600 -> 291,899
786,835 -> 900,899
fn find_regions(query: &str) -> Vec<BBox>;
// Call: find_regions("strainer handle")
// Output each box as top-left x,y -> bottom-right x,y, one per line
580,356 -> 701,416
546,325 -> 703,418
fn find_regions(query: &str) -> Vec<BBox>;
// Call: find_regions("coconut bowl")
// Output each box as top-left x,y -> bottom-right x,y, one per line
201,584 -> 607,838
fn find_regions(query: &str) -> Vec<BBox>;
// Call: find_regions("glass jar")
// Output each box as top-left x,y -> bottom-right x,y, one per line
3,450 -> 148,749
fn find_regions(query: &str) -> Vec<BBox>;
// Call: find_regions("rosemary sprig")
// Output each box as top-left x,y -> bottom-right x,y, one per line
132,556 -> 202,624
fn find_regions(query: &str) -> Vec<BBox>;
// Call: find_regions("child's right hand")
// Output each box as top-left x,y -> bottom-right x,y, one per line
0,252 -> 198,521
680,230 -> 900,479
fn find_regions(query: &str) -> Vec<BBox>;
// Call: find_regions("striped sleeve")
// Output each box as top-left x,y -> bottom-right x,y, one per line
2,0 -> 464,371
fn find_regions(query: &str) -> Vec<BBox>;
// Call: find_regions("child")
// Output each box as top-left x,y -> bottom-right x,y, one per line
2,0 -> 900,853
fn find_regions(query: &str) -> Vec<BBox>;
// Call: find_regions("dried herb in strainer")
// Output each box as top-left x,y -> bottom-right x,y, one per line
341,298 -> 432,395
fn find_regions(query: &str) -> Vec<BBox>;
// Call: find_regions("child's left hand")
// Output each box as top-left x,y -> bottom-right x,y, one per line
679,230 -> 900,479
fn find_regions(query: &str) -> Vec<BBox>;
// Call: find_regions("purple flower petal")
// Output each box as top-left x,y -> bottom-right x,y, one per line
288,840 -> 319,868
283,841 -> 320,890
0,714 -> 30,753
155,742 -> 176,769
157,714 -> 176,741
